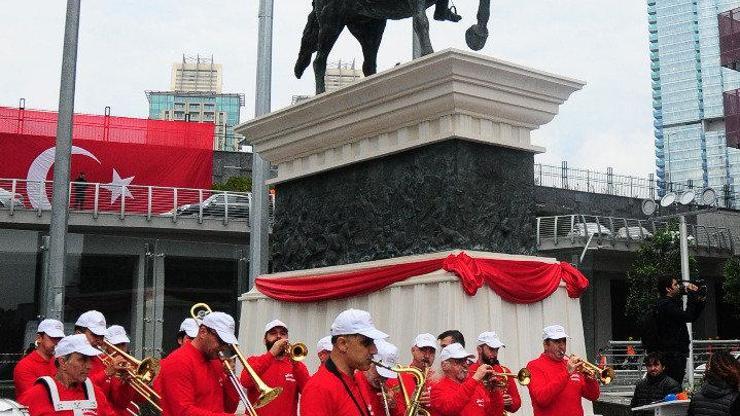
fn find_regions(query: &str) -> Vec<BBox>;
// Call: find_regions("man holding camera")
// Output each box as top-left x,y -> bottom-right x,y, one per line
654,275 -> 706,385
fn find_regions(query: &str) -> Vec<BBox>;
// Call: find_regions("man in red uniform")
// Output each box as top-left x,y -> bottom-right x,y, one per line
317,336 -> 333,366
526,325 -> 600,416
103,325 -> 138,416
177,318 -> 198,346
387,333 -> 438,414
430,343 -> 494,416
19,334 -> 115,416
300,308 -> 389,416
239,319 -> 311,415
14,319 -> 65,398
469,331 -> 521,414
355,339 -> 403,416
158,310 -> 241,416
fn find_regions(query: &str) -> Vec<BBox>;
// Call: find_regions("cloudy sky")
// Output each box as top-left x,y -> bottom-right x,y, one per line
0,1 -> 654,177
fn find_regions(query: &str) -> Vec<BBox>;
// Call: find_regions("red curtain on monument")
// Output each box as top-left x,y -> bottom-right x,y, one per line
255,252 -> 589,304
0,106 -> 214,213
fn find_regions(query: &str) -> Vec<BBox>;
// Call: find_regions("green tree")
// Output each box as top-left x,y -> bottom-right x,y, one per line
723,256 -> 740,318
625,222 -> 699,327
212,176 -> 252,192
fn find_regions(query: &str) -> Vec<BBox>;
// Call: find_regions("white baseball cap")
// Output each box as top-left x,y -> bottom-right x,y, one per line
75,311 -> 107,336
330,309 -> 388,340
55,334 -> 102,358
317,336 -> 333,353
373,339 -> 399,379
179,318 -> 199,338
37,319 -> 65,338
202,311 -> 239,345
439,343 -> 475,362
413,333 -> 437,350
542,325 -> 570,340
105,325 -> 130,345
477,331 -> 505,349
264,319 -> 288,333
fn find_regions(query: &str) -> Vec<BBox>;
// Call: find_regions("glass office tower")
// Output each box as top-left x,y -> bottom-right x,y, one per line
649,0 -> 740,207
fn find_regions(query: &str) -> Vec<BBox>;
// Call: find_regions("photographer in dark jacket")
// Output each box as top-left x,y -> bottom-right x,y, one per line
631,352 -> 681,415
655,274 -> 706,385
687,350 -> 740,416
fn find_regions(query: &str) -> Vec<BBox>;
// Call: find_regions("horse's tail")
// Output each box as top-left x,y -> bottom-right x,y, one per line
295,9 -> 319,79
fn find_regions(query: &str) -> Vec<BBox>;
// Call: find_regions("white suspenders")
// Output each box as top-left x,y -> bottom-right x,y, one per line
37,376 -> 98,415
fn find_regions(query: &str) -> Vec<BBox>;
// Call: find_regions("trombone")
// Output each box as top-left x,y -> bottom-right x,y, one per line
189,303 -> 282,413
100,341 -> 162,412
565,354 -> 615,384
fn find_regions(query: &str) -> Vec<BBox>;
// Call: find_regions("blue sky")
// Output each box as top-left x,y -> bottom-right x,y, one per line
0,1 -> 654,177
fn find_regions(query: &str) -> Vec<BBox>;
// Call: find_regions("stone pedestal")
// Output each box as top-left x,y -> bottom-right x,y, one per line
237,49 -> 584,272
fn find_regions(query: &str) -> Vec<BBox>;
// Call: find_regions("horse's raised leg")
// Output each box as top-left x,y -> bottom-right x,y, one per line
313,9 -> 345,94
410,0 -> 433,55
347,17 -> 387,76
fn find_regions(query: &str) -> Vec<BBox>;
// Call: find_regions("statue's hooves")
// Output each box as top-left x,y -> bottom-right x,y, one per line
465,25 -> 489,51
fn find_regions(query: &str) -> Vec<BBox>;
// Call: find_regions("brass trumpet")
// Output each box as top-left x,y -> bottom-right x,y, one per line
565,354 -> 615,384
189,303 -> 282,411
286,342 -> 308,361
486,368 -> 531,386
100,341 -> 162,412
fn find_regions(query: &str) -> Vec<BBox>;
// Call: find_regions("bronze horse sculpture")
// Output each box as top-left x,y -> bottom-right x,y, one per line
295,0 -> 491,93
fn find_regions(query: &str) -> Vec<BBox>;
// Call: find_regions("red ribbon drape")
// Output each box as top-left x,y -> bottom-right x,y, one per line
255,252 -> 589,304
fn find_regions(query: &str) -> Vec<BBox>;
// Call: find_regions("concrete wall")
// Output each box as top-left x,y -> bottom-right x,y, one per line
213,150 -> 252,184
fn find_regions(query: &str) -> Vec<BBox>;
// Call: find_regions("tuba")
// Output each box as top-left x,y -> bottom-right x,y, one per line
372,361 -> 430,416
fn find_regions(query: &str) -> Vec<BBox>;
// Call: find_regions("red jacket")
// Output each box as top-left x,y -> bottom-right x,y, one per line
13,350 -> 57,399
468,362 -> 521,413
430,376 -> 492,416
526,353 -> 600,416
300,359 -> 372,416
239,351 -> 311,416
157,342 -> 239,416
19,377 -> 115,416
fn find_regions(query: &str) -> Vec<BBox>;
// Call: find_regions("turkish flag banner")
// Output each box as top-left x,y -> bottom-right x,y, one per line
0,107 -> 214,213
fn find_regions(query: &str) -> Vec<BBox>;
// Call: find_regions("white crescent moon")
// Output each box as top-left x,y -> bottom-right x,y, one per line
26,146 -> 101,210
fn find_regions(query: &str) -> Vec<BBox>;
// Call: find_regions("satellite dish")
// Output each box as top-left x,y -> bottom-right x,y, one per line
660,192 -> 677,207
641,199 -> 657,216
679,190 -> 696,205
701,188 -> 718,206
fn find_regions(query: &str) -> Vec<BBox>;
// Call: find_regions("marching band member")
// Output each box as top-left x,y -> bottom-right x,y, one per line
13,319 -> 65,398
437,330 -> 465,349
103,326 -> 137,416
469,331 -> 521,414
386,333 -> 437,414
74,310 -> 120,386
300,308 -> 389,416
317,335 -> 333,367
430,343 -> 494,416
157,311 -> 240,416
239,319 -> 310,416
525,325 -> 599,416
177,318 -> 199,347
355,339 -> 403,416
19,334 -> 115,416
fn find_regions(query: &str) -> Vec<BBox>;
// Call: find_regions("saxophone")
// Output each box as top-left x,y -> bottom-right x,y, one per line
372,361 -> 430,416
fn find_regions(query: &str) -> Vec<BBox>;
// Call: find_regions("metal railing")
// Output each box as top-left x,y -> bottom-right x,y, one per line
0,178 -> 275,225
536,214 -> 735,251
534,162 -> 738,208
600,339 -> 740,389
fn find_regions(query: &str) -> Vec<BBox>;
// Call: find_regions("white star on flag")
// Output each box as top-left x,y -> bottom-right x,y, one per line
102,169 -> 135,204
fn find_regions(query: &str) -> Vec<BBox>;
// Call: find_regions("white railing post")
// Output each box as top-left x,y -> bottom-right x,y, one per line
10,179 -> 17,215
119,185 -> 125,219
198,189 -> 203,223
93,183 -> 99,219
536,217 -> 541,246
147,186 -> 152,221
173,188 -> 178,222
223,192 -> 229,225
553,216 -> 559,246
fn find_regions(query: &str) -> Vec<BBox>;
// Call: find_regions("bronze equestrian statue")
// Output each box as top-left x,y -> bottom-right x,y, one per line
295,0 -> 491,94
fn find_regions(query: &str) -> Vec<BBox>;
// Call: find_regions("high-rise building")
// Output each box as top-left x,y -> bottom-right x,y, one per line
324,60 -> 363,93
649,0 -> 740,207
146,55 -> 244,151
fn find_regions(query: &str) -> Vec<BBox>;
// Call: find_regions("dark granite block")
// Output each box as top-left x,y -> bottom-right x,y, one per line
271,140 -> 536,272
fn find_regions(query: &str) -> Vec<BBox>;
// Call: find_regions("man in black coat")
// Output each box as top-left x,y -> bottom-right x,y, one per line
631,352 -> 681,415
655,274 -> 706,385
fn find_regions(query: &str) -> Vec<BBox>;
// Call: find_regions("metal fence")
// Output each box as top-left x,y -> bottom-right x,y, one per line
536,214 -> 735,251
534,162 -> 738,208
0,178 -> 274,224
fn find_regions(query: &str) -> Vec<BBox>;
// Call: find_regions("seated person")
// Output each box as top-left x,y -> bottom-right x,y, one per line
630,352 -> 680,415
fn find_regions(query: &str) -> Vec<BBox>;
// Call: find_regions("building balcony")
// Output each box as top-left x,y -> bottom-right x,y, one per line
719,8 -> 740,70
